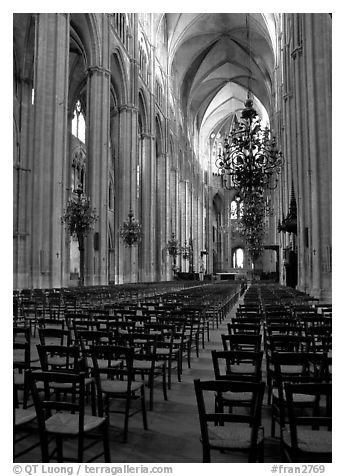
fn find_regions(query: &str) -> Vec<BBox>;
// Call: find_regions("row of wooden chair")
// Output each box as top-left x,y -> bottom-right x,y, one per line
193,284 -> 332,463
14,282 -> 242,462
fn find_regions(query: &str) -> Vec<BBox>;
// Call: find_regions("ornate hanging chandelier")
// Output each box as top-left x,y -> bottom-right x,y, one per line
216,97 -> 283,195
165,232 -> 181,273
120,209 -> 142,247
181,238 -> 194,273
214,15 -> 284,263
239,191 -> 267,261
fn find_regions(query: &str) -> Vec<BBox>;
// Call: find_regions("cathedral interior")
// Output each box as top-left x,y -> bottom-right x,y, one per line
12,13 -> 332,465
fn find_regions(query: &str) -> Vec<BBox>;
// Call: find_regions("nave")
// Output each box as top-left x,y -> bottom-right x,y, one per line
13,282 -> 332,464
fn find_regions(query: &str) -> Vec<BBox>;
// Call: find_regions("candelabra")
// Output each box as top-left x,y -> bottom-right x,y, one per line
120,209 -> 142,247
165,232 -> 181,273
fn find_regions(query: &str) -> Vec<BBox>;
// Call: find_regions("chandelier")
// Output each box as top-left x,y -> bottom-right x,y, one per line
61,186 -> 98,286
214,15 -> 284,263
215,99 -> 283,262
216,97 -> 283,194
120,209 -> 142,247
181,239 -> 192,261
165,232 -> 181,273
181,238 -> 194,273
239,191 -> 267,261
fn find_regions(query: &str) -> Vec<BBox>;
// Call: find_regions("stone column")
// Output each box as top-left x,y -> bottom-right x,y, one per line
14,62 -> 35,289
157,152 -> 168,281
304,13 -> 332,300
140,132 -> 155,281
280,15 -> 294,286
164,151 -> 171,280
31,13 -> 69,289
85,64 -> 111,286
115,104 -> 139,283
290,13 -> 309,293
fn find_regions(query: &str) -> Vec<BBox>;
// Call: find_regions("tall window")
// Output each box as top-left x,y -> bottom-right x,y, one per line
230,195 -> 243,220
114,13 -> 128,47
71,100 -> 85,143
71,101 -> 86,192
155,79 -> 163,109
70,100 -> 86,281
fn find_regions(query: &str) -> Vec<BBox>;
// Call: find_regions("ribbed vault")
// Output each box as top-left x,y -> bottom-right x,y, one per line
164,13 -> 278,167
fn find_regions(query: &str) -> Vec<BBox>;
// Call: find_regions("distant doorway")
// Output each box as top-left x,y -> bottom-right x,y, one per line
232,248 -> 244,268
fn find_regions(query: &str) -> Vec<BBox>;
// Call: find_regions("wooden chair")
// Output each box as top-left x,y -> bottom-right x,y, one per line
168,311 -> 193,368
265,335 -> 313,405
232,316 -> 262,326
38,327 -> 72,347
183,306 -> 203,355
36,344 -> 97,414
212,350 -> 263,412
146,322 -> 182,389
48,296 -> 62,320
21,300 -> 38,336
122,332 -> 168,410
227,323 -> 261,335
270,352 -> 328,438
13,372 -> 39,460
13,326 -> 32,407
194,379 -> 265,462
221,333 -> 261,352
27,369 -> 110,462
307,325 -> 332,353
90,345 -> 148,443
282,382 -> 331,462
76,329 -> 114,371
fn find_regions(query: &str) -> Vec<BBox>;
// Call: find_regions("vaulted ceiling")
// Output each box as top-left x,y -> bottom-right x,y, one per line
164,13 -> 278,155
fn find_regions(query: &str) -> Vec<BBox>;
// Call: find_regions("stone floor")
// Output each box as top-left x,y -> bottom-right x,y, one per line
14,299 -> 282,464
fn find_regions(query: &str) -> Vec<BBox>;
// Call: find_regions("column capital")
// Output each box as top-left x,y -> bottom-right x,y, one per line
291,45 -> 303,59
283,92 -> 293,101
87,65 -> 111,77
118,104 -> 139,113
140,132 -> 154,140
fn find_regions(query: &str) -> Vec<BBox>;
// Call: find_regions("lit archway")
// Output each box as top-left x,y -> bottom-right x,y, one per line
232,247 -> 244,268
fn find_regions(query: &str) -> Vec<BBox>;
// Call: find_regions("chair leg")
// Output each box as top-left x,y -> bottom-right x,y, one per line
187,343 -> 191,368
195,335 -> 199,357
178,348 -> 183,375
77,434 -> 84,463
98,392 -> 105,417
90,382 -> 97,416
258,441 -> 264,462
141,386 -> 148,430
177,353 -> 182,382
162,365 -> 168,401
202,444 -> 211,463
123,397 -> 131,443
267,379 -> 272,405
56,436 -> 63,463
271,413 -> 276,437
149,374 -> 154,411
168,359 -> 172,389
103,421 -> 111,463
40,432 -> 50,463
